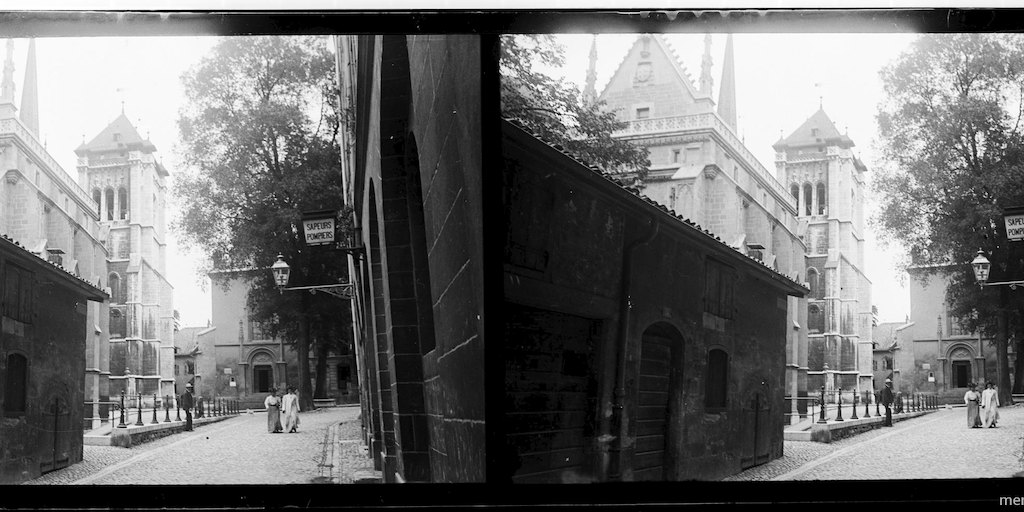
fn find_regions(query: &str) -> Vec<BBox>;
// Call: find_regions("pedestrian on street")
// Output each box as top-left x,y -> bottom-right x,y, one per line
981,381 -> 1000,428
881,379 -> 894,427
179,384 -> 195,431
265,387 -> 283,433
965,382 -> 983,428
281,387 -> 300,433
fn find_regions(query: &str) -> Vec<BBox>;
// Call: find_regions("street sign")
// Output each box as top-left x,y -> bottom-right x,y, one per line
302,210 -> 337,246
1006,207 -> 1024,242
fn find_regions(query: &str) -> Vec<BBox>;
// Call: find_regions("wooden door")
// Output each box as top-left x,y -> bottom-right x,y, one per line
633,331 -> 673,481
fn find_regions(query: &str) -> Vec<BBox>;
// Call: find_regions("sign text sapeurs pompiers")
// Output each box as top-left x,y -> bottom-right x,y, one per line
302,210 -> 337,246
1005,206 -> 1024,242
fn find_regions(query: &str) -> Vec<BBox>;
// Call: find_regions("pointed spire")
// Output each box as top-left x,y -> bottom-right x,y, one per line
717,34 -> 737,131
699,34 -> 713,95
1,39 -> 15,105
20,38 -> 39,136
583,35 -> 598,104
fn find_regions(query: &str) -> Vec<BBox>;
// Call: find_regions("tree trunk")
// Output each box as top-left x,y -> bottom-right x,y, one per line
298,296 -> 315,412
314,331 -> 330,399
997,287 -> 1014,405
1014,313 -> 1024,394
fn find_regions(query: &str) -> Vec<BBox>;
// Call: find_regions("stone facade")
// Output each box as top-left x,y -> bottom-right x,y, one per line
876,266 -> 1006,401
76,111 -> 176,404
336,34 -> 486,483
176,271 -> 356,409
0,234 -> 107,484
503,118 -> 807,481
597,34 -> 812,426
774,107 -> 874,398
0,39 -> 112,431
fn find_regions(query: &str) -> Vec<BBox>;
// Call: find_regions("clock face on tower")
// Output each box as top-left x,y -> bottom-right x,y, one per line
635,62 -> 652,83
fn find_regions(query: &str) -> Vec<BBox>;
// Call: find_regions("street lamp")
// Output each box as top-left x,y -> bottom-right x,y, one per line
972,249 -> 991,286
271,254 -> 354,300
272,254 -> 291,289
972,248 -> 1024,289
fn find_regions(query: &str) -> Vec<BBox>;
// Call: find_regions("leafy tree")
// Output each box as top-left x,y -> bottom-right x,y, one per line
873,33 -> 1024,403
173,35 -> 348,411
500,35 -> 650,184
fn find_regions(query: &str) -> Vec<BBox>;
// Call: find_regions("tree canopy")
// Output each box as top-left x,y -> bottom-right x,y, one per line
173,36 -> 349,409
500,35 -> 650,184
873,33 -> 1024,399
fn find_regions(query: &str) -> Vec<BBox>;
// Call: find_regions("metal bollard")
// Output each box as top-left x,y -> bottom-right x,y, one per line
864,390 -> 871,418
176,397 -> 181,422
875,391 -> 880,416
851,391 -> 859,420
817,386 -> 827,424
118,390 -> 127,428
152,394 -> 159,424
164,395 -> 171,423
135,393 -> 144,426
835,388 -> 844,421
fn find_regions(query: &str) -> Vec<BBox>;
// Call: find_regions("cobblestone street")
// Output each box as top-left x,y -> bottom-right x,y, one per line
23,406 -> 376,485
726,404 -> 1024,481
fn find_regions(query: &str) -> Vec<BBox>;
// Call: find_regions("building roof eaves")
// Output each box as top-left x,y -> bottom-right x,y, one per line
503,117 -> 807,296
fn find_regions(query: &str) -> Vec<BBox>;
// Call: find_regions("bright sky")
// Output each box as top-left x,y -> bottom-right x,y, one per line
12,31 -> 922,328
10,36 -> 220,327
551,32 -> 920,323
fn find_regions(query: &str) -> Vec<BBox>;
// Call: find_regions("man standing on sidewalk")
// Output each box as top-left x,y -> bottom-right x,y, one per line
881,379 -> 894,427
180,384 -> 195,431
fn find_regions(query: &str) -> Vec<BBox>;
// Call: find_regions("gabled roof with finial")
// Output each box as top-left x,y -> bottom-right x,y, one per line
598,34 -> 711,110
773,107 -> 854,151
75,112 -> 157,155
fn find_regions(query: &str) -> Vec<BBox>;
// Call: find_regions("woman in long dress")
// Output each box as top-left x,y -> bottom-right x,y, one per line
964,383 -> 982,428
981,381 -> 1000,428
265,387 -> 283,433
281,387 -> 300,433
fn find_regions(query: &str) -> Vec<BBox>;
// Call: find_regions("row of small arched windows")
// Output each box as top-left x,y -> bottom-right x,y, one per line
91,187 -> 129,221
790,182 -> 826,217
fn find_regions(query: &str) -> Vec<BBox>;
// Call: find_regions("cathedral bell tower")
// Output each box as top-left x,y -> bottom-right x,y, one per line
77,112 -> 176,400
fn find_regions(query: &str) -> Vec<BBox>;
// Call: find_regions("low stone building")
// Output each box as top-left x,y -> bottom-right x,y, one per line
503,118 -> 807,482
884,265 -> 1005,402
0,233 -> 107,483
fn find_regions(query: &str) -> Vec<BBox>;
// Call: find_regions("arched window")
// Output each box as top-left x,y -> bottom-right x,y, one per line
808,304 -> 824,333
4,353 -> 27,415
802,183 -> 813,216
92,188 -> 101,216
790,184 -> 799,202
117,187 -> 128,220
109,308 -> 125,338
816,183 -> 826,215
808,267 -> 821,299
109,273 -> 122,303
705,349 -> 729,410
104,188 -> 114,221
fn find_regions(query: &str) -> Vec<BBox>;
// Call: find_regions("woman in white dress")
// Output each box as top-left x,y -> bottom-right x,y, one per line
980,381 -> 1000,428
281,387 -> 300,433
965,383 -> 982,428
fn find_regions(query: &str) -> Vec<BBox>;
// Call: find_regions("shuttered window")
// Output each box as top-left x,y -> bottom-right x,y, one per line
4,353 -> 27,415
705,349 -> 728,410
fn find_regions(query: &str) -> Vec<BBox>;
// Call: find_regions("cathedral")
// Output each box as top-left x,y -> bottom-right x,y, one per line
0,38 -> 176,425
595,34 -> 873,413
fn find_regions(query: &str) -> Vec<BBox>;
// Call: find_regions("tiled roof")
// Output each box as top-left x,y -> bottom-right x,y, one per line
0,232 -> 107,296
773,107 -> 854,150
503,117 -> 807,292
75,113 -> 156,154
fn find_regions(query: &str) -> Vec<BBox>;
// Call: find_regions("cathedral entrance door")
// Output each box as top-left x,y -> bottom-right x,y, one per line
952,360 -> 972,388
254,365 -> 273,393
